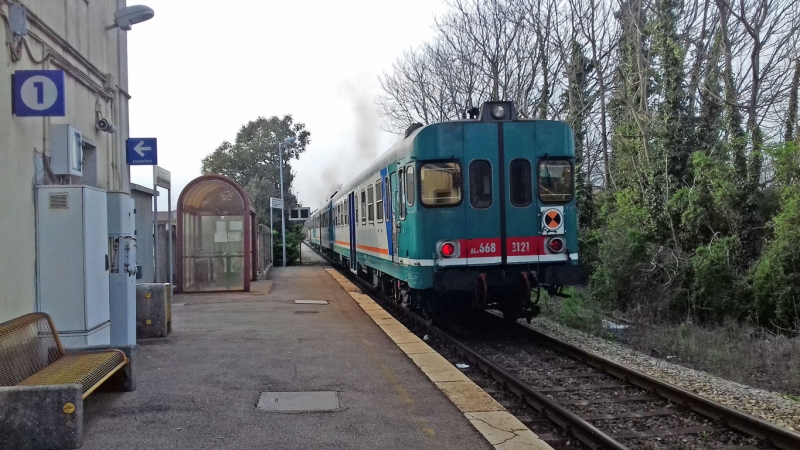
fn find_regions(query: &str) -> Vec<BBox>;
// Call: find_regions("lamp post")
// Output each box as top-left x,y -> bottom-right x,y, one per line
279,136 -> 296,267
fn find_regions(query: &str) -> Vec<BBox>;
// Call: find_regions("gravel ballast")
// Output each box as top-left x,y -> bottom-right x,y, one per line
523,317 -> 800,432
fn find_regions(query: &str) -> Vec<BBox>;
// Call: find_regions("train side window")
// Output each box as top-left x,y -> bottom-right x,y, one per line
406,165 -> 415,206
539,159 -> 574,203
469,160 -> 492,209
361,189 -> 367,225
367,185 -> 375,223
399,168 -> 406,220
420,162 -> 462,206
376,179 -> 384,222
509,159 -> 532,207
344,199 -> 348,225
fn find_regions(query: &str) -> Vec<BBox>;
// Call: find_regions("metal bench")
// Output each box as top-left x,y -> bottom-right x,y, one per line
0,313 -> 136,450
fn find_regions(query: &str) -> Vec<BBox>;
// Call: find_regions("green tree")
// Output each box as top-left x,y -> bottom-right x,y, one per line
201,115 -> 311,223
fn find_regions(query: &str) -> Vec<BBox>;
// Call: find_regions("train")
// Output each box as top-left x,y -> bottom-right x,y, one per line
304,101 -> 586,322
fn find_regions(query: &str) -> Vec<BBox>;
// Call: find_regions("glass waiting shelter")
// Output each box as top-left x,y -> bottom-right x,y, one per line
177,175 -> 257,293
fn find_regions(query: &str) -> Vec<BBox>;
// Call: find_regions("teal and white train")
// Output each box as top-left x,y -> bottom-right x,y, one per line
304,101 -> 586,321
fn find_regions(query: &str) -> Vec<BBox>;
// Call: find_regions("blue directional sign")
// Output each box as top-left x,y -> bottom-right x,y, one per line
12,70 -> 66,117
126,138 -> 158,165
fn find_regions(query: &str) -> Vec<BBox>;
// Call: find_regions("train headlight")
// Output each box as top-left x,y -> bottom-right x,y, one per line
491,104 -> 506,119
547,237 -> 565,253
438,241 -> 458,258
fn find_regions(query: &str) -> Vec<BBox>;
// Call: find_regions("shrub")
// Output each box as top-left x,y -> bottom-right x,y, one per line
752,185 -> 800,329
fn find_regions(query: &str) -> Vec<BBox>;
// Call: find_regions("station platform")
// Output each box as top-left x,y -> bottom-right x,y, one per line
78,247 -> 544,449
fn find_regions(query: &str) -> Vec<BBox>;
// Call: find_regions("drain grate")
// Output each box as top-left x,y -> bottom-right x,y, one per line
257,391 -> 340,412
293,300 -> 329,305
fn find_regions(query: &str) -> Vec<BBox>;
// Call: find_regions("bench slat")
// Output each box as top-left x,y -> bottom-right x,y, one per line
17,351 -> 127,399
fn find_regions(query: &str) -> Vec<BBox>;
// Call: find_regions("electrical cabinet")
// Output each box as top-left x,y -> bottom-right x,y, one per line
107,192 -> 137,345
36,185 -> 110,347
50,124 -> 83,176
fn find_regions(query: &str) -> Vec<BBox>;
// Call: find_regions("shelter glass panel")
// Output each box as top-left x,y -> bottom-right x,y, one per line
180,179 -> 248,292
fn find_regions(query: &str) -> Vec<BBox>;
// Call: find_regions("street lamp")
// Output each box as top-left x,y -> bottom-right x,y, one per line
279,136 -> 296,267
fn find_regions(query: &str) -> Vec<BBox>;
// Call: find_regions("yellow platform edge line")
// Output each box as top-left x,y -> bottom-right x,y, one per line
324,269 -> 553,450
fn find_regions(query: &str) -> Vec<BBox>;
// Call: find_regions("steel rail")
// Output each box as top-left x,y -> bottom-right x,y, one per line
309,248 -> 626,449
407,313 -> 629,450
511,319 -> 800,450
307,244 -> 800,449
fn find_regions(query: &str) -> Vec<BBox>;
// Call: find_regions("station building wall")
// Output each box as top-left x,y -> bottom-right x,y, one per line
0,1 -> 132,322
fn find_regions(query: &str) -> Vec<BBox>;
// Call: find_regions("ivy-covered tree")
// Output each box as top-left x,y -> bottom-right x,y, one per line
201,115 -> 311,223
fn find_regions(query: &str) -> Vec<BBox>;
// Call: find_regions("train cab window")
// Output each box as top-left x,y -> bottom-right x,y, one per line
367,185 -> 375,223
539,160 -> 574,203
376,180 -> 384,222
361,190 -> 367,225
420,162 -> 462,206
469,160 -> 492,209
405,165 -> 415,206
509,159 -> 532,207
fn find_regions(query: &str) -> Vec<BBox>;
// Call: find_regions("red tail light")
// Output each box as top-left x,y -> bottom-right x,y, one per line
441,242 -> 456,257
548,238 -> 565,253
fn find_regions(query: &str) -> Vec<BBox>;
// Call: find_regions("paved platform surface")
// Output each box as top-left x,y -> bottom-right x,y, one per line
80,260 -> 494,449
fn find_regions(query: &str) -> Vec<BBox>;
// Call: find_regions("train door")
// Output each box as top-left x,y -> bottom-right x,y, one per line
463,124 -> 502,265
328,203 -> 335,254
380,169 -> 394,261
390,170 -> 400,264
348,192 -> 357,273
503,122 -> 541,263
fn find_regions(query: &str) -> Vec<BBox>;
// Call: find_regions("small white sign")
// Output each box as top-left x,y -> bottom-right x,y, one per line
154,166 -> 171,189
270,197 -> 284,209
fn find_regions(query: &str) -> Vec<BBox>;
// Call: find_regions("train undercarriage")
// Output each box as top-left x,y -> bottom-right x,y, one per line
310,241 -> 579,323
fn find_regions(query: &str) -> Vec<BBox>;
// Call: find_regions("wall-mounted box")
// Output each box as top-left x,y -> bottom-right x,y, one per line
50,124 -> 83,176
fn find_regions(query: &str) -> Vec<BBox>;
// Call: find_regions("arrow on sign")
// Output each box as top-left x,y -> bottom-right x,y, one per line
134,140 -> 152,157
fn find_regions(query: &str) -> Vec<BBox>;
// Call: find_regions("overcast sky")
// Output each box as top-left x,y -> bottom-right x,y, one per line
128,0 -> 447,210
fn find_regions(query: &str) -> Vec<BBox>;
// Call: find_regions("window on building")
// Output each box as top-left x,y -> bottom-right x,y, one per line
376,180 -> 384,222
539,160 -> 574,203
361,190 -> 366,224
469,160 -> 492,209
420,162 -> 462,206
406,165 -> 415,206
510,159 -> 532,207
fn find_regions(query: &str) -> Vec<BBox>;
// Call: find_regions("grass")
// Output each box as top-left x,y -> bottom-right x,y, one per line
539,290 -> 800,396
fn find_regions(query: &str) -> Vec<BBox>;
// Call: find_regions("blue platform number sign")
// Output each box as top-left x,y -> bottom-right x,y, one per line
12,70 -> 66,117
126,138 -> 158,165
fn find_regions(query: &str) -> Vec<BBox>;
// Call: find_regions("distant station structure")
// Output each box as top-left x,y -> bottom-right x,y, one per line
177,175 -> 258,293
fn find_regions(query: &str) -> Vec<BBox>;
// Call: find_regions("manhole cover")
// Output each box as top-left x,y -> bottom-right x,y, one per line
257,391 -> 340,412
293,300 -> 329,305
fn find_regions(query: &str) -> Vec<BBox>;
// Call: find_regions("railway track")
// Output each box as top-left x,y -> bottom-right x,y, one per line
309,246 -> 800,449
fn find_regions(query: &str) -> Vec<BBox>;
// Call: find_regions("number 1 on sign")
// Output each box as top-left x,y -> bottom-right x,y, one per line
33,82 -> 44,104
